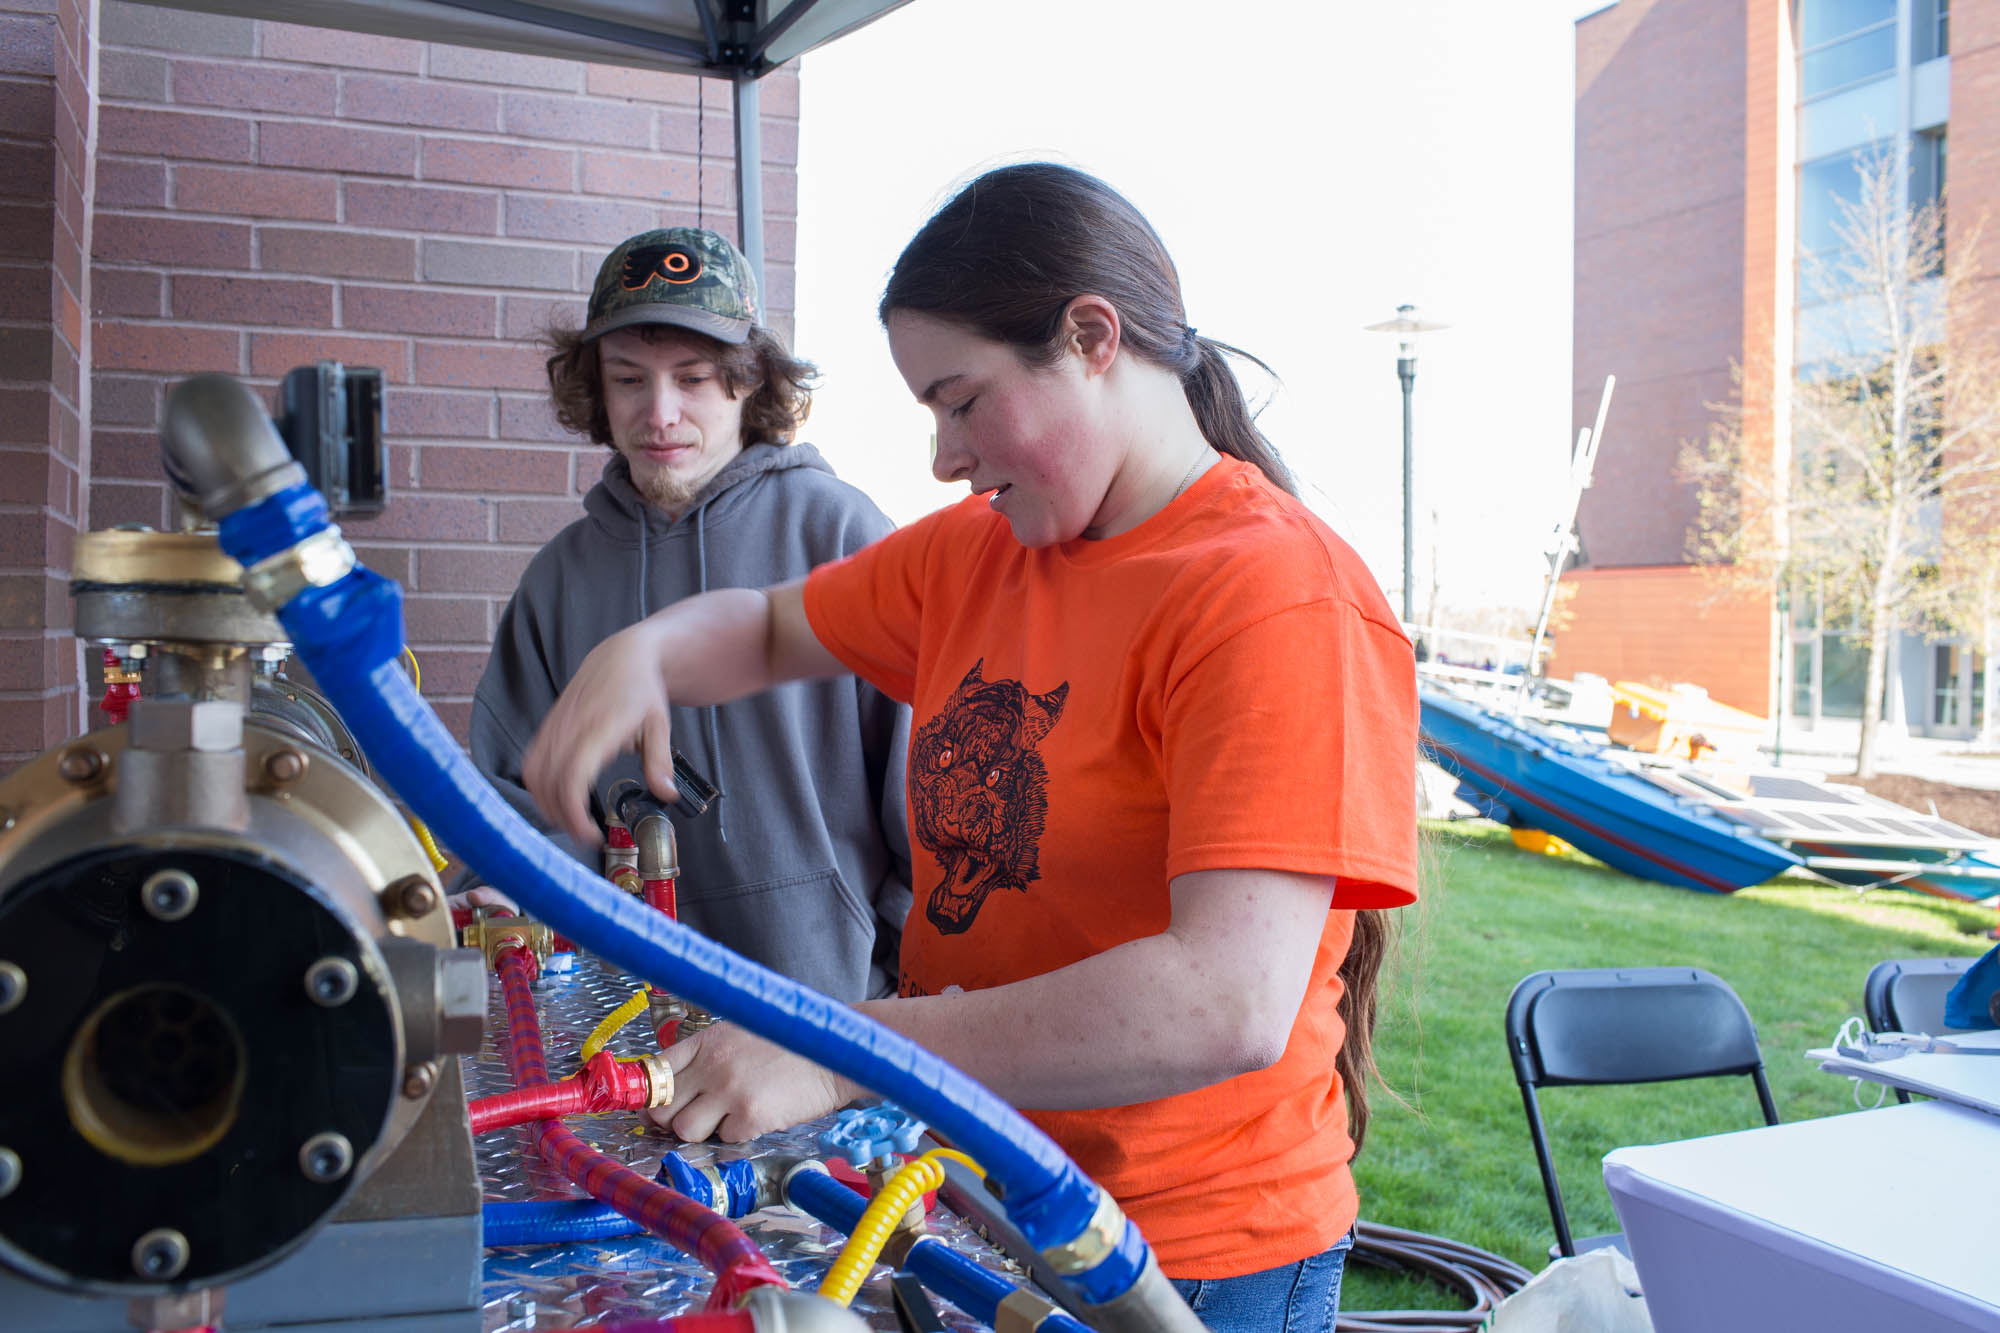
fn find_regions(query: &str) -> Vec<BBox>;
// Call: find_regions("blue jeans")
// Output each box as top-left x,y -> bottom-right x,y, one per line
1168,1230 -> 1354,1333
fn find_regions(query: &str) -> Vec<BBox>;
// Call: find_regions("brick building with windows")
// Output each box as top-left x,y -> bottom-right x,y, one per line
1552,0 -> 1993,741
0,0 -> 800,767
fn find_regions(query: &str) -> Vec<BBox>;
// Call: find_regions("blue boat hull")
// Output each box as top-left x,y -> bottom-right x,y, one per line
1421,691 -> 1801,893
1792,842 -> 2000,904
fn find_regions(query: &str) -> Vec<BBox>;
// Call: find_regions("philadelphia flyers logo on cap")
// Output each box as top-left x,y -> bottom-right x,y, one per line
621,243 -> 703,291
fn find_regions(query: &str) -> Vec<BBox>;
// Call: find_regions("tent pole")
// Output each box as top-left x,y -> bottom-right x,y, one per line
732,71 -> 766,305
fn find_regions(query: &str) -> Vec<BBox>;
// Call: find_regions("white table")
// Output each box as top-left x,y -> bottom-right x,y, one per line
1810,1027 -> 2000,1112
1603,1100 -> 2000,1333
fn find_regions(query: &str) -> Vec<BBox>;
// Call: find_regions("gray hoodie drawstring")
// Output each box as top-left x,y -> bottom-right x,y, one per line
695,502 -> 727,843
636,512 -> 649,623
637,497 -> 725,841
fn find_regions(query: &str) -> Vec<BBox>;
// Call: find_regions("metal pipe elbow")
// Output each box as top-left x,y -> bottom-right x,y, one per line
161,373 -> 307,519
633,811 -> 678,880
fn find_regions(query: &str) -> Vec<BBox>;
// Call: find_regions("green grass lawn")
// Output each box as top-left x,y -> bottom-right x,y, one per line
1338,820 -> 1995,1313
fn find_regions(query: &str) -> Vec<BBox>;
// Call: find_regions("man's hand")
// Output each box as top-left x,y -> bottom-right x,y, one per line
448,884 -> 519,914
522,619 -> 680,847
640,1023 -> 865,1143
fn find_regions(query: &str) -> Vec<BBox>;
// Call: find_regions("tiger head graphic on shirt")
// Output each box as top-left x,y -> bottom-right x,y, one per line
908,660 -> 1069,935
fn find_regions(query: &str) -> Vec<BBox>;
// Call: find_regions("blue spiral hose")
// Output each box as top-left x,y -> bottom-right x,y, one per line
205,479 -> 1146,1307
482,1199 -> 644,1248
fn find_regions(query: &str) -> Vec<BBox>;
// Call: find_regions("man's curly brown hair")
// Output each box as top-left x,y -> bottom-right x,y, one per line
545,323 -> 818,447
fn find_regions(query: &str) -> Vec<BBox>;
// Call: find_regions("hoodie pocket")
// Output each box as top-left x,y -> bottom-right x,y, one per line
677,868 -> 876,1002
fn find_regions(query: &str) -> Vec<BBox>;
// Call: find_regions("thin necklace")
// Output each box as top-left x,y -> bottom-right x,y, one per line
1171,447 -> 1215,503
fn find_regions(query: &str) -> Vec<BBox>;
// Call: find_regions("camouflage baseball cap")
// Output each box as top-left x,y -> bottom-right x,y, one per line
582,227 -> 760,346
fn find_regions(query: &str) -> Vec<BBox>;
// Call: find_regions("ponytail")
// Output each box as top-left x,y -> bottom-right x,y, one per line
1181,335 -> 1296,497
1336,907 -> 1395,1154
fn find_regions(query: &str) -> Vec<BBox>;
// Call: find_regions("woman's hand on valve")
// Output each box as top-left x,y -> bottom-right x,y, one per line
523,619 -> 680,847
641,1023 -> 866,1143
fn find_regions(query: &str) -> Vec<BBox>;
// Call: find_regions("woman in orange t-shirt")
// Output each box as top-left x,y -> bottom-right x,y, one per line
522,162 -> 1419,1330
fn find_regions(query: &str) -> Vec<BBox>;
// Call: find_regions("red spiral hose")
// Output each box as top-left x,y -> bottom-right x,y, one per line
492,947 -> 784,1311
468,1050 -> 654,1135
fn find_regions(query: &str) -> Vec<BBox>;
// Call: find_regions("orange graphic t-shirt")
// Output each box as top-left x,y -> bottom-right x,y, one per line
801,455 -> 1419,1277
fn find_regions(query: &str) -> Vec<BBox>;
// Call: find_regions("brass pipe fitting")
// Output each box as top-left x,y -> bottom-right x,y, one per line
458,917 -> 553,969
633,1051 -> 675,1108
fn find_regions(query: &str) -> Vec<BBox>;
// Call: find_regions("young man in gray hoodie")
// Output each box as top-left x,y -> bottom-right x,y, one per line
465,227 -> 911,1001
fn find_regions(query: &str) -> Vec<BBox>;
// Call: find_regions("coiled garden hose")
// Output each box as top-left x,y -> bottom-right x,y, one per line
1336,1221 -> 1534,1332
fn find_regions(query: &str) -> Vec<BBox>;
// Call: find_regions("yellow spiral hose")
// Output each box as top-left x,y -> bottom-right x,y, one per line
408,815 -> 451,874
395,646 -> 452,874
579,988 -> 651,1065
818,1148 -> 985,1306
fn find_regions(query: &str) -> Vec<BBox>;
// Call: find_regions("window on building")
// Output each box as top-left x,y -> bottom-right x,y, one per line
1913,0 -> 1950,61
1798,144 -> 1885,304
1787,580 -> 1887,722
1799,0 -> 1898,99
1931,643 -> 1985,730
1935,643 -> 1963,726
1821,634 -> 1872,717
1913,129 -> 1946,217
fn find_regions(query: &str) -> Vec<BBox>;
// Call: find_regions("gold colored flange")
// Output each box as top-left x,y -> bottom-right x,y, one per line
72,529 -> 287,646
72,530 -> 247,589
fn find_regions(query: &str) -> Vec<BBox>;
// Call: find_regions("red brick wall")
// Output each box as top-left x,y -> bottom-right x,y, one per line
0,0 -> 91,764
1945,0 -> 2000,576
75,0 -> 798,748
1566,1 -> 1781,717
1574,0 -> 1748,570
1545,565 -> 1773,715
1953,1 -> 2000,319
1737,0 -> 1785,541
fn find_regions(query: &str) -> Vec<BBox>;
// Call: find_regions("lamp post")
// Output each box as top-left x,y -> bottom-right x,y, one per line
1364,304 -> 1449,626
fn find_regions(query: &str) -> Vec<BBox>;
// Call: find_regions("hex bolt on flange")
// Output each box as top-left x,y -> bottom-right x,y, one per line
384,875 -> 439,920
0,962 -> 23,1015
303,956 -> 359,1008
264,747 -> 307,784
299,1131 -> 354,1184
140,869 -> 199,922
402,1061 -> 438,1100
131,1229 -> 190,1281
0,1147 -> 19,1199
57,747 -> 102,783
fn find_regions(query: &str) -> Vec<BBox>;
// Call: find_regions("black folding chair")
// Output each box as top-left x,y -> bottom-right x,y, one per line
1863,957 -> 1981,1104
1504,967 -> 1780,1261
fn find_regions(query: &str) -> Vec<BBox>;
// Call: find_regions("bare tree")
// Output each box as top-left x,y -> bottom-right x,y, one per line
1683,152 -> 2000,776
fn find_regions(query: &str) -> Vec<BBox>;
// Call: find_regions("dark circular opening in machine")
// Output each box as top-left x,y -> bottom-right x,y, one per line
62,983 -> 246,1167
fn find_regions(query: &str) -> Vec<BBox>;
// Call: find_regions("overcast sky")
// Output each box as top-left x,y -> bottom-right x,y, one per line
792,0 -> 1608,618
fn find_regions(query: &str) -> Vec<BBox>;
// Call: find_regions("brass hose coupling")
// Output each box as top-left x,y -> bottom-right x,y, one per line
1041,1189 -> 1127,1276
632,1051 -> 675,1108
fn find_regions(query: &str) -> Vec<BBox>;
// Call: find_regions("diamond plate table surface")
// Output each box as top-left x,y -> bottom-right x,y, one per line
469,956 -> 1034,1331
